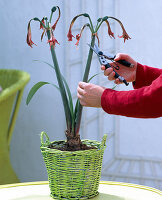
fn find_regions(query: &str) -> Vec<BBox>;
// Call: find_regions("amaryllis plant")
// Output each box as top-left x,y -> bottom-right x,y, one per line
26,6 -> 130,151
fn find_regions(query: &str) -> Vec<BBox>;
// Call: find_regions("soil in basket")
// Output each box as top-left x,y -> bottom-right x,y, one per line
48,131 -> 97,151
48,141 -> 97,151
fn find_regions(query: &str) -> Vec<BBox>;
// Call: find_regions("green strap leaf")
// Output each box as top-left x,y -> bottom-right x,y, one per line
33,59 -> 74,120
26,81 -> 59,105
75,35 -> 96,135
33,60 -> 54,69
62,77 -> 74,116
87,72 -> 102,83
47,29 -> 72,130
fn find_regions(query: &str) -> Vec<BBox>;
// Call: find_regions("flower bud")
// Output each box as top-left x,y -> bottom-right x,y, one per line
51,7 -> 57,13
102,16 -> 108,21
52,6 -> 61,30
83,13 -> 89,17
97,18 -> 102,22
33,17 -> 40,22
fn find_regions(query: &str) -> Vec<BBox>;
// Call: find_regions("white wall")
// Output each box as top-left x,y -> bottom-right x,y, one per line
118,1 -> 162,157
107,0 -> 162,189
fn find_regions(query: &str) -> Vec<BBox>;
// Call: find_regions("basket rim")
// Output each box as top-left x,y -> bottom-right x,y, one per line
40,138 -> 106,155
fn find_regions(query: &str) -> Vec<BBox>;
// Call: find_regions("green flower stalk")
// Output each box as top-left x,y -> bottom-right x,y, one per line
67,13 -> 97,142
26,6 -> 130,151
26,7 -> 72,131
67,13 -> 131,137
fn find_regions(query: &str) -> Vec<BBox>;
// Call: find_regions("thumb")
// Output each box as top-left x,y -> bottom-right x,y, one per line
114,53 -> 129,61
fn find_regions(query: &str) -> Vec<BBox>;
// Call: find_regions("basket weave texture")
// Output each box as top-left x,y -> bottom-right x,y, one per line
40,132 -> 107,200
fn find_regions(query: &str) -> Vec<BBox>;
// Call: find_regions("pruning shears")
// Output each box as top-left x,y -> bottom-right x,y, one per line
88,43 -> 134,86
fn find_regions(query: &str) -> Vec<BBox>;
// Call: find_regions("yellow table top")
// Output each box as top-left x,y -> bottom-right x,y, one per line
0,181 -> 162,200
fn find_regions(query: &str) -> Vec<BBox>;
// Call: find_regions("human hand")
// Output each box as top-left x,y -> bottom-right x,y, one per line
77,82 -> 105,107
101,53 -> 137,84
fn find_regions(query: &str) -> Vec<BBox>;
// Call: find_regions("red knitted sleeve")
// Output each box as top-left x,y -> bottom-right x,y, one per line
133,63 -> 162,89
101,64 -> 162,118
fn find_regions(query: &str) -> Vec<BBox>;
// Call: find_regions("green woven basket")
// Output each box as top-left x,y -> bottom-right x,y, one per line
40,132 -> 107,200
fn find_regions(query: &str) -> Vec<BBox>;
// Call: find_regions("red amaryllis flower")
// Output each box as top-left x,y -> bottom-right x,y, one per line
107,17 -> 131,42
52,6 -> 61,30
26,22 -> 36,48
40,18 -> 46,41
75,34 -> 81,46
118,28 -> 131,43
74,23 -> 91,46
40,18 -> 45,30
105,20 -> 115,39
67,27 -> 75,41
67,14 -> 83,41
47,35 -> 60,48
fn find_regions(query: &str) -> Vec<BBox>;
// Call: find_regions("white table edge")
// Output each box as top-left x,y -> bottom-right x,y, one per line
0,180 -> 161,196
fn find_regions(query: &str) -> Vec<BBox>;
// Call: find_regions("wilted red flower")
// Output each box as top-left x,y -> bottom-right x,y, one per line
74,23 -> 91,46
67,27 -> 75,41
118,28 -> 131,43
26,22 -> 36,48
107,16 -> 131,43
75,34 -> 81,46
93,32 -> 100,47
105,20 -> 115,39
52,6 -> 61,30
41,29 -> 45,41
40,18 -> 45,30
40,18 -> 46,41
67,14 -> 84,42
47,35 -> 60,48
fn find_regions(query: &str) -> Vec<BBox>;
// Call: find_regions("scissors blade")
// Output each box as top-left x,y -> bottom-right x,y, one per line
104,52 -> 115,60
94,43 -> 100,53
87,43 -> 99,55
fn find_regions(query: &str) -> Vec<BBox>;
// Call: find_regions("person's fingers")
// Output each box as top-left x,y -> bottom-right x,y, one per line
77,92 -> 87,106
77,92 -> 84,101
114,53 -> 129,61
101,65 -> 105,70
114,78 -> 121,84
79,99 -> 86,106
78,81 -> 87,89
104,67 -> 113,76
77,87 -> 84,96
107,71 -> 116,81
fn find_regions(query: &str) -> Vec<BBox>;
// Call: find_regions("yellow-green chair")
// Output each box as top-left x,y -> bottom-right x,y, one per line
0,69 -> 30,184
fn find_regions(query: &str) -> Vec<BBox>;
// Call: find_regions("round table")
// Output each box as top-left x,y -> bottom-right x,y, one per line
0,181 -> 162,200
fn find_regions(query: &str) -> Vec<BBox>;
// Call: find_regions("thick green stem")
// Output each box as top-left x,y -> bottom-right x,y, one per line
75,35 -> 95,135
46,30 -> 72,130
83,36 -> 95,81
49,12 -> 53,23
